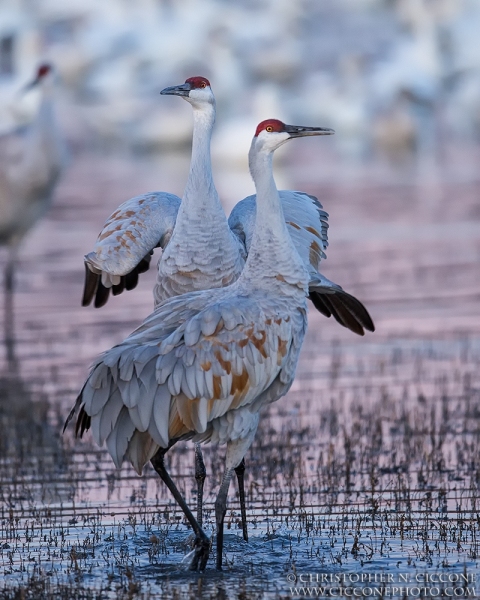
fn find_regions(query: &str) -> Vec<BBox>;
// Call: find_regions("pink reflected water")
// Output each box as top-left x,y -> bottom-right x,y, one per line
1,148 -> 479,595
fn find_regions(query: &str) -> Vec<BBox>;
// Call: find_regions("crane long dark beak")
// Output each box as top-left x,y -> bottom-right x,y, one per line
160,83 -> 191,97
285,124 -> 335,138
21,76 -> 41,94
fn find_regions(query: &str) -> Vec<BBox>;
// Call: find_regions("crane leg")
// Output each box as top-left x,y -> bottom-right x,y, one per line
194,443 -> 206,528
234,458 -> 248,542
151,444 -> 210,571
216,433 -> 257,569
215,467 -> 234,570
4,255 -> 16,367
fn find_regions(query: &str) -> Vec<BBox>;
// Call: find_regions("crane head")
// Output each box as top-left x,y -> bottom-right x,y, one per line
160,76 -> 214,107
37,64 -> 52,79
23,63 -> 54,92
253,119 -> 334,152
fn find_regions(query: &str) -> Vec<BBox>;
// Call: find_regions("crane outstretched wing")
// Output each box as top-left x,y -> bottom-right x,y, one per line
83,192 -> 181,308
66,288 -> 305,474
229,190 -> 329,268
229,191 -> 374,336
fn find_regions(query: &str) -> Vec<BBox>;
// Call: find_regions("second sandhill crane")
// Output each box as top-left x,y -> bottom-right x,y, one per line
0,64 -> 66,364
66,119 -> 333,570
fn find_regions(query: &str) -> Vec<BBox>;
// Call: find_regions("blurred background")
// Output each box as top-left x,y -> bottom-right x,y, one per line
2,0 -> 480,185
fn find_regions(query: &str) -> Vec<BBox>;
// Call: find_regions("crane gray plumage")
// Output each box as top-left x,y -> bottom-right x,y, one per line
83,76 -> 245,309
82,77 -> 374,337
228,192 -> 373,335
0,64 -> 66,363
81,75 -> 247,541
82,192 -> 181,306
67,119 -> 333,570
80,76 -> 373,550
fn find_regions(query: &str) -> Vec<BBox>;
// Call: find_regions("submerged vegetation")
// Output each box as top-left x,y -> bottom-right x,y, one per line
1,334 -> 479,598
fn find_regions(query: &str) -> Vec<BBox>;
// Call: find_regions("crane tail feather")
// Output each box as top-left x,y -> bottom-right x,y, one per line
63,384 -> 91,438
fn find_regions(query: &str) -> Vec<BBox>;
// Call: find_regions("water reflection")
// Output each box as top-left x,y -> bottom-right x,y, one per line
0,367 -> 69,506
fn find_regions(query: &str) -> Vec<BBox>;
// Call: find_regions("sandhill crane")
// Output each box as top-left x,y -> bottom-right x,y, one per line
0,64 -> 65,364
81,76 -> 374,541
66,118 -> 334,570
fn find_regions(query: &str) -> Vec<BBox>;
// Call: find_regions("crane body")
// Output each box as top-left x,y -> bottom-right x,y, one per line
67,119 -> 332,570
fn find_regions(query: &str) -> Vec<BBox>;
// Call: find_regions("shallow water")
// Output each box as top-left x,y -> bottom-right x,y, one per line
0,151 -> 479,598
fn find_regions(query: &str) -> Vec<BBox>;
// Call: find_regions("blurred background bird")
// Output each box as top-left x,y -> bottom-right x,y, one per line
0,63 -> 66,365
0,0 -> 475,168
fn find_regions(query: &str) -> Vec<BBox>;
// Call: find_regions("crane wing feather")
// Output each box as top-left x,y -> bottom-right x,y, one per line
229,190 -> 329,268
229,191 -> 374,336
309,273 -> 375,335
82,191 -> 181,307
67,288 -> 306,473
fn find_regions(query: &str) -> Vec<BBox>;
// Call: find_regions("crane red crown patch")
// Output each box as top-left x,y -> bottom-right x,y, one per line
37,64 -> 52,78
185,76 -> 210,89
255,119 -> 286,137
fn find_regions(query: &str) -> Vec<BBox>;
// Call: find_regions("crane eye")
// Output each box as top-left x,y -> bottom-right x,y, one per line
266,126 -> 273,132
200,82 -> 206,88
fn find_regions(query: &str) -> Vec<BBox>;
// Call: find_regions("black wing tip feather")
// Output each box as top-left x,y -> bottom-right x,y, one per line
125,270 -> 139,291
63,388 -> 91,438
137,252 -> 153,274
308,292 -> 332,318
309,290 -> 375,336
327,295 -> 365,336
83,252 -> 153,308
94,282 -> 110,308
63,399 -> 78,434
112,279 -> 125,296
75,407 -> 91,438
335,292 -> 375,333
82,265 -> 99,307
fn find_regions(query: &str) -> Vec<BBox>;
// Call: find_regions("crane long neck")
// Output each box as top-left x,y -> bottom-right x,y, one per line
238,144 -> 308,292
179,103 -> 223,216
17,79 -> 65,194
31,82 -> 57,142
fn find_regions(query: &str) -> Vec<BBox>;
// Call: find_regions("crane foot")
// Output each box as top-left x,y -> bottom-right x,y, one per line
185,534 -> 211,571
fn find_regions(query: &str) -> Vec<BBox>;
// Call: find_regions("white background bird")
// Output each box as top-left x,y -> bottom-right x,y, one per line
0,63 -> 66,364
67,118 -> 334,570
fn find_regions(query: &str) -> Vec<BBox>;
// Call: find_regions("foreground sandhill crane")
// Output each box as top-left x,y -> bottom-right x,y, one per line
81,76 -> 374,541
67,118 -> 333,570
0,64 -> 65,364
